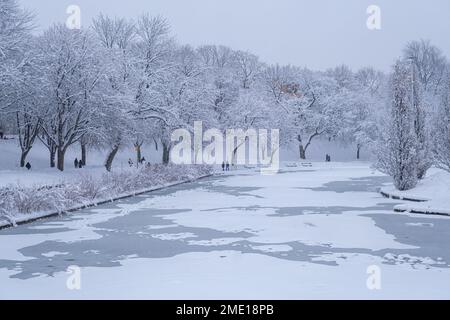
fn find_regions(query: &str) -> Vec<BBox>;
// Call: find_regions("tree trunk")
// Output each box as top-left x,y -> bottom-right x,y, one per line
135,144 -> 142,167
50,148 -> 56,168
57,149 -> 65,172
299,144 -> 306,160
162,143 -> 170,165
232,147 -> 239,166
20,150 -> 30,168
356,145 -> 361,160
297,135 -> 306,160
81,142 -> 87,166
105,145 -> 120,172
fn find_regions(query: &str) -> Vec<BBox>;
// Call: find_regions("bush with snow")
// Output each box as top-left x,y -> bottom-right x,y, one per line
0,164 -> 213,220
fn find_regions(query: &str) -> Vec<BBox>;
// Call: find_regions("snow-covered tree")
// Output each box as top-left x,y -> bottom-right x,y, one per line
13,53 -> 42,167
433,67 -> 450,172
376,61 -> 418,191
152,45 -> 216,164
0,0 -> 33,76
337,91 -> 376,160
197,45 -> 234,69
232,50 -> 262,90
355,67 -> 385,97
408,59 -> 432,179
403,39 -> 446,94
402,40 -> 447,178
290,71 -> 344,160
341,67 -> 387,160
0,0 -> 38,166
0,0 -> 34,126
262,64 -> 296,104
130,14 -> 176,163
326,65 -> 356,90
92,14 -> 137,171
36,25 -> 104,171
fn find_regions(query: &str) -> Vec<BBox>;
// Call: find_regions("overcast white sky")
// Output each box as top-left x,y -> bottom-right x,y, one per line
18,0 -> 450,71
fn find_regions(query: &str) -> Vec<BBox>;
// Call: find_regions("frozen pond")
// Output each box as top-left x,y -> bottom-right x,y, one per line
1,163 -> 450,299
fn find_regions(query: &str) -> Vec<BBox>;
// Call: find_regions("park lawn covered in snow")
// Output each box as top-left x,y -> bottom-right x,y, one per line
0,136 -> 370,188
0,166 -> 107,189
381,168 -> 450,216
0,137 -> 164,188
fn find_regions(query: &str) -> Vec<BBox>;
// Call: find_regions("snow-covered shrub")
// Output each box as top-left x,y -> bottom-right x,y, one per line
100,164 -> 212,196
0,184 -> 69,216
66,174 -> 109,202
0,165 -> 213,220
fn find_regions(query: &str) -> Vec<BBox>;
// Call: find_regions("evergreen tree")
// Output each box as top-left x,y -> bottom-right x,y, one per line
376,61 -> 418,191
433,69 -> 450,172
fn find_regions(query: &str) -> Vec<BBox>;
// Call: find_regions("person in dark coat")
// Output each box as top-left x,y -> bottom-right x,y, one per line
25,162 -> 31,170
226,162 -> 230,171
221,162 -> 225,171
78,161 -> 83,169
74,158 -> 79,168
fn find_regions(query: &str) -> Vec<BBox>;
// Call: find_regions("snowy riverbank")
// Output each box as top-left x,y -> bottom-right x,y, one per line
0,164 -> 213,228
381,168 -> 450,216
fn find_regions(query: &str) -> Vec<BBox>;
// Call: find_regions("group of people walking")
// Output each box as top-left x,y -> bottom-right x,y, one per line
221,162 -> 231,171
74,158 -> 85,169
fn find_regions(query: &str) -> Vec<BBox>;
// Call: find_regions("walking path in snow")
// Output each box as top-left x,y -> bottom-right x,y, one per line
1,163 -> 450,299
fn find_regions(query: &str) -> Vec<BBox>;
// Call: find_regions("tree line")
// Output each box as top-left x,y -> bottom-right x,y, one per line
1,0 -> 449,191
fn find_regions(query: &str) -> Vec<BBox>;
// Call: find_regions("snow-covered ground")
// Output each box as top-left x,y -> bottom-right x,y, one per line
1,162 -> 450,299
381,168 -> 450,215
0,137 -> 164,187
0,137 -> 370,188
